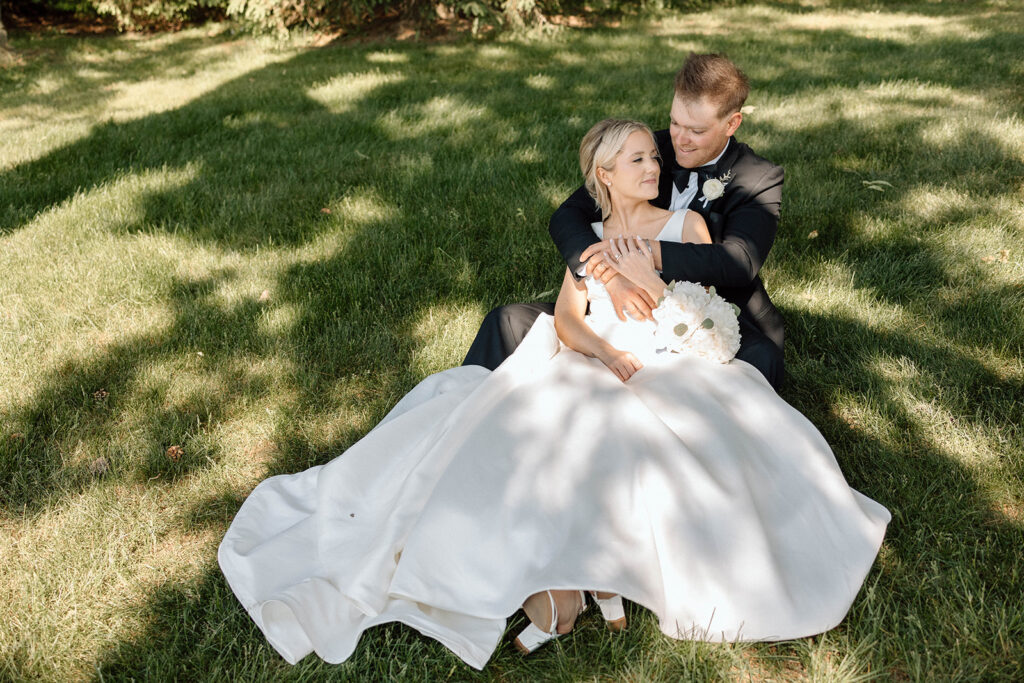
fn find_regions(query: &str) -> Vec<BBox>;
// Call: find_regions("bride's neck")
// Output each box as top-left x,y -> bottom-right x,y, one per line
606,196 -> 656,234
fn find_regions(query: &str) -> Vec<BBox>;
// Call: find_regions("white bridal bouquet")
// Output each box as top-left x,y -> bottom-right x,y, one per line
651,281 -> 742,363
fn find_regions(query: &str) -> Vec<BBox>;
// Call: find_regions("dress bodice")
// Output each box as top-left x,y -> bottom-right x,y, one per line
582,211 -> 687,363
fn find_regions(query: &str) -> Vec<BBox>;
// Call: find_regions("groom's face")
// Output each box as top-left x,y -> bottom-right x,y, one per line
669,95 -> 742,168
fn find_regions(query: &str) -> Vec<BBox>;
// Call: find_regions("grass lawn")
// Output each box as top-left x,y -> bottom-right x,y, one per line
2,0 -> 1023,679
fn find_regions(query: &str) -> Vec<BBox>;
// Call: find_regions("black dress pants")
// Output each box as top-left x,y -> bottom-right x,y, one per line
462,302 -> 785,392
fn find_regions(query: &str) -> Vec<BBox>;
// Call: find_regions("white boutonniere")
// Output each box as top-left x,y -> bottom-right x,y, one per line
698,171 -> 734,208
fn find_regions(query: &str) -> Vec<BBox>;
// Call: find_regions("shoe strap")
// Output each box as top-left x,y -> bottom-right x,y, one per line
544,590 -> 557,635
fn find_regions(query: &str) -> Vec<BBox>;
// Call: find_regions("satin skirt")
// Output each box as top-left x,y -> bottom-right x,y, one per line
219,315 -> 890,669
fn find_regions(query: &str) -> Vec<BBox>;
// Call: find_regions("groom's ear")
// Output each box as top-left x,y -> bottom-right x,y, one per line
725,111 -> 742,136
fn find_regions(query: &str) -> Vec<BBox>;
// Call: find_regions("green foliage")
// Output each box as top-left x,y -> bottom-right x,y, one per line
86,0 -> 225,29
18,0 -> 727,33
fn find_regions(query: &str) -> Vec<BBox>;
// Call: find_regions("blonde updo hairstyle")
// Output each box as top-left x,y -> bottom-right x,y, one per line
580,118 -> 656,219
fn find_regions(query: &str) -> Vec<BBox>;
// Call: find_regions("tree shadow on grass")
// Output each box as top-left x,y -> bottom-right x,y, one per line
781,307 -> 1024,677
2,6 -> 1024,678
88,299 -> 1024,680
0,269 -> 279,512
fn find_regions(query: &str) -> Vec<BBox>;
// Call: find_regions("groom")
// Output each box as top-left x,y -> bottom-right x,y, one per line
463,53 -> 786,391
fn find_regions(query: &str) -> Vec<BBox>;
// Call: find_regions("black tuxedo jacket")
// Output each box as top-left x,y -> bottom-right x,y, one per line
548,130 -> 785,349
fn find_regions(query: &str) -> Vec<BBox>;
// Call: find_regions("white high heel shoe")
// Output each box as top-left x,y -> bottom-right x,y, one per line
590,591 -> 627,631
514,590 -> 587,654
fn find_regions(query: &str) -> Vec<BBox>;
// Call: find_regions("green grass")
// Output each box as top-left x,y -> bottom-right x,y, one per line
2,0 -> 1023,679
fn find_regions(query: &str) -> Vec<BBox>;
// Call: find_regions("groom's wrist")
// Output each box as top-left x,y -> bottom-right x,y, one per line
650,240 -> 663,270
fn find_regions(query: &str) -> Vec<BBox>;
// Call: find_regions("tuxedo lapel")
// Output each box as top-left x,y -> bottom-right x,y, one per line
687,139 -> 745,240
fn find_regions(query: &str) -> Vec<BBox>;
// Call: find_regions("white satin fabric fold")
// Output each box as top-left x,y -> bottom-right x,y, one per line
220,312 -> 889,669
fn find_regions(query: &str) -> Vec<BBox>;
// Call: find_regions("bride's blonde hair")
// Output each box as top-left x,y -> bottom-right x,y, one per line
580,118 -> 656,219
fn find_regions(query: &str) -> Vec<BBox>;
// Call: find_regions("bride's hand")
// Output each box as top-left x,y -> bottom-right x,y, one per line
603,236 -> 665,299
605,236 -> 656,281
597,347 -> 644,382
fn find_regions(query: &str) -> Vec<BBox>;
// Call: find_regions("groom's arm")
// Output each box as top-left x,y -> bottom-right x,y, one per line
549,185 -> 602,280
659,164 -> 783,287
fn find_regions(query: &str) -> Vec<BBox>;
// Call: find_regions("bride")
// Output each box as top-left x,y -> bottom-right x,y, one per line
219,119 -> 890,670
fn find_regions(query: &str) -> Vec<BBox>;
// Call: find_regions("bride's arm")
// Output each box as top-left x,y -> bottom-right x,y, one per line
682,210 -> 712,246
553,268 -> 643,382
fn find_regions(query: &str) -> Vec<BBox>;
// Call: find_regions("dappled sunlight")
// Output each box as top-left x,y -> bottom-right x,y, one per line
306,70 -> 406,113
319,192 -> 398,229
513,146 -> 543,164
380,95 -> 491,139
409,303 -> 485,376
757,81 -> 995,136
524,73 -> 555,90
785,263 -> 913,332
0,32 -> 306,165
650,3 -> 997,42
898,185 -> 982,224
827,386 -> 903,448
0,474 -> 226,679
897,395 -> 1004,469
475,45 -> 518,68
0,163 -> 208,405
775,8 -> 990,40
365,50 -> 409,64
257,300 -> 301,341
860,354 -> 1014,472
919,111 -> 1024,152
3,1 -> 1023,678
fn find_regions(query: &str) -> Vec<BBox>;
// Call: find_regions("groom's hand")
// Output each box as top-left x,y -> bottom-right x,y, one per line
582,244 -> 620,285
582,241 -> 656,320
581,241 -> 614,279
605,275 -> 656,322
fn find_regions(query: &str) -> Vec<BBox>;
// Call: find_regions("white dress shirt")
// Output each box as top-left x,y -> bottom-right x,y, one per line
669,138 -> 732,212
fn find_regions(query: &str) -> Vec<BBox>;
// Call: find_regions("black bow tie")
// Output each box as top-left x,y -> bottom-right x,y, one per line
673,164 -> 718,192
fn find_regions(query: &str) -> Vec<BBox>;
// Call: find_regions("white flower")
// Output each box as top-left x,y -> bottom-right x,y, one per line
697,171 -> 733,208
701,178 -> 725,201
651,281 -> 741,363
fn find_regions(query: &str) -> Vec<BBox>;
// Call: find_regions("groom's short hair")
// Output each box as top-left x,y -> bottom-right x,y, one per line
674,53 -> 749,118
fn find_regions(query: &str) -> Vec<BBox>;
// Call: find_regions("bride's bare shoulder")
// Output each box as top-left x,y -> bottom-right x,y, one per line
682,210 -> 711,244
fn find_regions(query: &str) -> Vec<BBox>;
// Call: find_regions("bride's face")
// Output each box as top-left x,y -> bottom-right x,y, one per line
599,130 -> 661,204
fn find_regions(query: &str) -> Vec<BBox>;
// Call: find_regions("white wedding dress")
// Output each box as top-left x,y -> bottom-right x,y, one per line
219,211 -> 890,670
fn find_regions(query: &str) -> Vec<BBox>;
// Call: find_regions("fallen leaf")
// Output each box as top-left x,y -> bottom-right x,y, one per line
258,289 -> 271,302
320,208 -> 332,214
807,230 -> 819,239
998,249 -> 1010,263
166,445 -> 184,462
982,255 -> 995,263
10,433 -> 23,441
